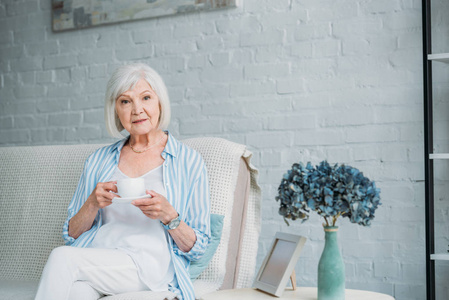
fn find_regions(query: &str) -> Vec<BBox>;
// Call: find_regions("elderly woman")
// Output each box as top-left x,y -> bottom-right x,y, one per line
35,63 -> 210,300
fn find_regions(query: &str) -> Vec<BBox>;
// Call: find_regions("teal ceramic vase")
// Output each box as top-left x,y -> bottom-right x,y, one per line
318,226 -> 345,300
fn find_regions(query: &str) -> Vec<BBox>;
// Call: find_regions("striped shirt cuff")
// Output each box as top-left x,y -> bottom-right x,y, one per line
173,229 -> 210,261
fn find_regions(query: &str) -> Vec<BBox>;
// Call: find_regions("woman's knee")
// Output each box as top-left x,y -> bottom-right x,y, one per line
47,246 -> 76,266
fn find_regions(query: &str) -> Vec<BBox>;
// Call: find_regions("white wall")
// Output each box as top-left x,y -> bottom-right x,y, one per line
1,0 -> 446,299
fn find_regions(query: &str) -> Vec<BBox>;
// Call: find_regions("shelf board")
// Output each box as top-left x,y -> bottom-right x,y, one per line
428,53 -> 449,62
431,253 -> 449,261
429,153 -> 449,159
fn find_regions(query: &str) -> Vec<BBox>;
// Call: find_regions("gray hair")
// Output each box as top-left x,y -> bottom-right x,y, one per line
104,63 -> 171,138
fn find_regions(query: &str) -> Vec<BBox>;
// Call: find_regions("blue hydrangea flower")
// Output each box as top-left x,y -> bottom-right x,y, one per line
275,160 -> 381,226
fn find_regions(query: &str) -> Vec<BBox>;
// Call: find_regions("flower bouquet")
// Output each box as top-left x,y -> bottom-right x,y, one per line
275,160 -> 381,300
276,160 -> 381,227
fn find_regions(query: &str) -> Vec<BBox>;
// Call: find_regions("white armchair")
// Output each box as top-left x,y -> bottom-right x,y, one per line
0,137 -> 261,300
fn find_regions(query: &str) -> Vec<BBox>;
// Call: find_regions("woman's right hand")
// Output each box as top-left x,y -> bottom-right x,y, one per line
87,181 -> 118,209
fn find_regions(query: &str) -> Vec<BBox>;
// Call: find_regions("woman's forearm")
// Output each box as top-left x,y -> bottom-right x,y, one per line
68,197 -> 99,239
168,221 -> 197,253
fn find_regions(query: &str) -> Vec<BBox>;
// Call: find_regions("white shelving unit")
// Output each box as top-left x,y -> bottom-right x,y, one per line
429,153 -> 449,159
423,2 -> 449,299
430,253 -> 449,261
429,154 -> 449,261
428,53 -> 449,63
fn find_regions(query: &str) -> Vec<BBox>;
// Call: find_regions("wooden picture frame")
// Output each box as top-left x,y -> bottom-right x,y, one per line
253,232 -> 307,297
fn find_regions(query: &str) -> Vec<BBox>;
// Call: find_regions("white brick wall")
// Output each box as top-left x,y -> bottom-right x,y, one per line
1,0 -> 448,299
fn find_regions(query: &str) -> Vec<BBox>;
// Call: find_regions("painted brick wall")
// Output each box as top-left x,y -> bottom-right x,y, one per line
1,0 -> 448,299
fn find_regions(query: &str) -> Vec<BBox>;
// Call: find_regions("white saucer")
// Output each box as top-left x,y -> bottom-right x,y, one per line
112,194 -> 152,204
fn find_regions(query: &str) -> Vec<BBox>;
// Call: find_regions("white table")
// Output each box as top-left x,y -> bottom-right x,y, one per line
201,287 -> 395,300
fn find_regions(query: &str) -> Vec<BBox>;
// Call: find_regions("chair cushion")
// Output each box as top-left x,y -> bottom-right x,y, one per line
0,280 -> 39,300
190,214 -> 225,281
0,144 -> 103,281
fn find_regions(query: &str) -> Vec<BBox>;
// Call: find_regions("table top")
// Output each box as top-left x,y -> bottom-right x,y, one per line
201,287 -> 395,300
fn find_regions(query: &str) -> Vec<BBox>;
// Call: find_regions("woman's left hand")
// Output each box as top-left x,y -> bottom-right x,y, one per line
131,190 -> 178,224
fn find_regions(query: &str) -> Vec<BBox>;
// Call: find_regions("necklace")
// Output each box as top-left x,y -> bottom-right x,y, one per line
129,134 -> 166,153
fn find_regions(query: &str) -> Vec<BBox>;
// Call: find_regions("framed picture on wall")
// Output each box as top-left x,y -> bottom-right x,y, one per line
52,0 -> 237,32
253,232 -> 307,297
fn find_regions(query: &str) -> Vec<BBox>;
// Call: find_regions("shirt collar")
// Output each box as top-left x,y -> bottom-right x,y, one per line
162,130 -> 178,158
112,137 -> 127,153
112,130 -> 177,158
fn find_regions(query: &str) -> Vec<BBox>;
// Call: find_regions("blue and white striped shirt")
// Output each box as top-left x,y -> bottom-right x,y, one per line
62,131 -> 211,300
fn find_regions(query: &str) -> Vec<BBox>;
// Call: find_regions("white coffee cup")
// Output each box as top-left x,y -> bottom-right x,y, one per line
116,178 -> 146,198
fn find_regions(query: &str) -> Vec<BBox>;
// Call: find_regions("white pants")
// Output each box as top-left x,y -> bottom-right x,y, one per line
35,246 -> 149,300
